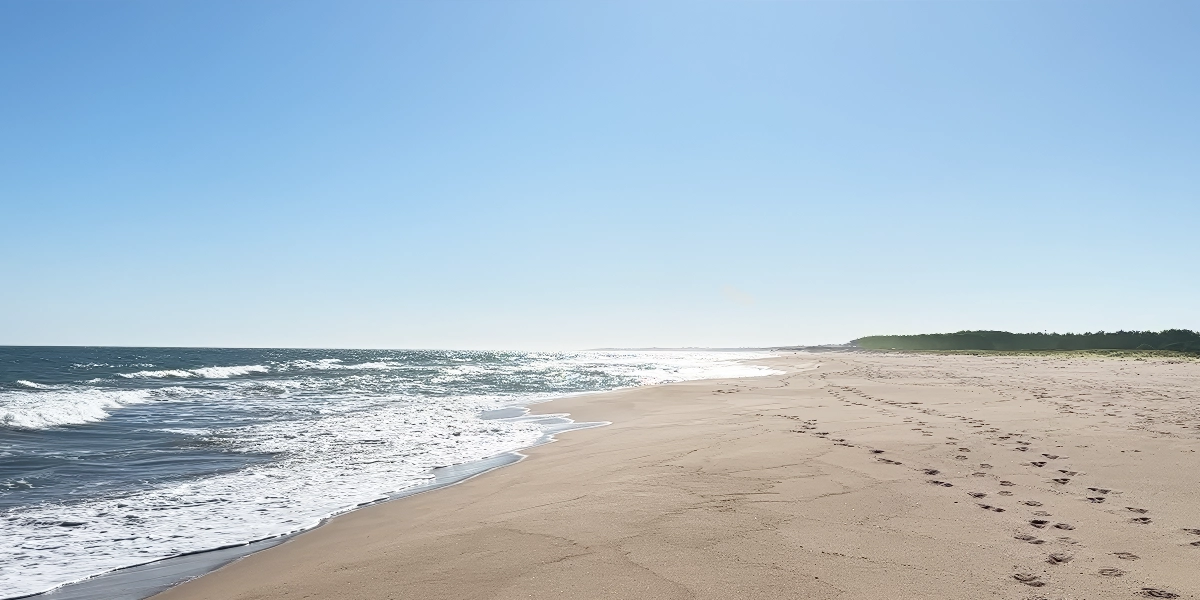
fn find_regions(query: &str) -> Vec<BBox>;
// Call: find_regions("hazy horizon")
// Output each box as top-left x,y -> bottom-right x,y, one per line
5,329 -> 1198,353
3,1 -> 1197,349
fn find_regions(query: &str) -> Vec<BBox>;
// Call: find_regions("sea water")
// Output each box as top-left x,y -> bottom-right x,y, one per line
0,347 -> 775,598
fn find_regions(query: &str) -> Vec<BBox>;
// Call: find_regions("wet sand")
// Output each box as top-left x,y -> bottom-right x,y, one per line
154,351 -> 1200,600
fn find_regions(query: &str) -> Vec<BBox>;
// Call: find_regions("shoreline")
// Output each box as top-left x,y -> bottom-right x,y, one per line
142,354 -> 808,599
148,350 -> 1200,599
21,405 -> 611,600
23,361 -> 775,600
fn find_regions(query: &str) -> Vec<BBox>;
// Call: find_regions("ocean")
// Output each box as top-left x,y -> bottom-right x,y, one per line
0,347 -> 775,599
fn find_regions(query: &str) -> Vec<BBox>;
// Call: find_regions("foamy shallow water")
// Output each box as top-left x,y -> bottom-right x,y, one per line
0,348 -> 777,599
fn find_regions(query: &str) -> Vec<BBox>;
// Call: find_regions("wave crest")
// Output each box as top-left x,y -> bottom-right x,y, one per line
119,365 -> 269,379
1,389 -> 155,429
190,365 -> 270,378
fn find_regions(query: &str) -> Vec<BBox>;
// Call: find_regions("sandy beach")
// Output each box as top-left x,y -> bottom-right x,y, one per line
153,351 -> 1200,600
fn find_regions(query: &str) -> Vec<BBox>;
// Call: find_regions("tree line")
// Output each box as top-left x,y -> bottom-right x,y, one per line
854,330 -> 1200,353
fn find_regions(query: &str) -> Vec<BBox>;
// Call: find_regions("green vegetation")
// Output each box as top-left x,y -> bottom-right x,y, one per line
854,330 -> 1200,353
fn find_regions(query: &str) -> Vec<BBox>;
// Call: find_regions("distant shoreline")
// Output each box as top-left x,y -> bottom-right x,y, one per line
855,329 -> 1200,353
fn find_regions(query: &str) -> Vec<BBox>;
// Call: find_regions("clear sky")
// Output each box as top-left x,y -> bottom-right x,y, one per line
2,1 -> 1197,349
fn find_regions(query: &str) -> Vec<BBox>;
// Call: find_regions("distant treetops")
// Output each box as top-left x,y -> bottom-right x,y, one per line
854,330 -> 1200,353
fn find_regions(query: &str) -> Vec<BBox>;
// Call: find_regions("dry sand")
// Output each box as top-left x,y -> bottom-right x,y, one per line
154,351 -> 1200,600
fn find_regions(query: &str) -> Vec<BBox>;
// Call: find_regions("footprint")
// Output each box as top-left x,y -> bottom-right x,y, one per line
1127,507 -> 1149,514
1023,500 -> 1044,506
1052,478 -> 1071,484
1030,519 -> 1050,528
922,469 -> 940,475
1113,552 -> 1140,560
1053,523 -> 1075,530
1181,528 -> 1200,535
968,492 -> 987,498
1030,461 -> 1047,467
1058,470 -> 1078,475
978,503 -> 1006,513
1098,568 -> 1125,577
1042,454 -> 1060,459
1013,573 -> 1045,587
869,449 -> 885,454
928,480 -> 954,487
980,463 -> 993,469
1086,497 -> 1106,503
1014,534 -> 1044,544
1087,487 -> 1111,494
1140,589 -> 1179,599
1000,481 -> 1015,486
997,491 -> 1013,496
1046,552 -> 1072,564
1130,517 -> 1152,524
1033,511 -> 1052,516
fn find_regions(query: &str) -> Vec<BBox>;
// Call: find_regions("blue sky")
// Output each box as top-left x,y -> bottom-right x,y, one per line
2,1 -> 1197,349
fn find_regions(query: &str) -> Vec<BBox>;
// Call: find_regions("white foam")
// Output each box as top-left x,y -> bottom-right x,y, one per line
119,365 -> 269,379
189,365 -> 269,378
15,380 -> 47,389
422,351 -> 780,387
0,395 -> 546,597
0,388 -> 155,429
281,359 -> 343,370
342,361 -> 400,370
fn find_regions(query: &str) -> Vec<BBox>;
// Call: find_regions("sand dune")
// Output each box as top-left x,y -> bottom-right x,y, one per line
155,351 -> 1200,600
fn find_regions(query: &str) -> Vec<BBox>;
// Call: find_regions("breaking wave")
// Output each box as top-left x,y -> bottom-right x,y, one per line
0,388 -> 156,429
119,365 -> 269,379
